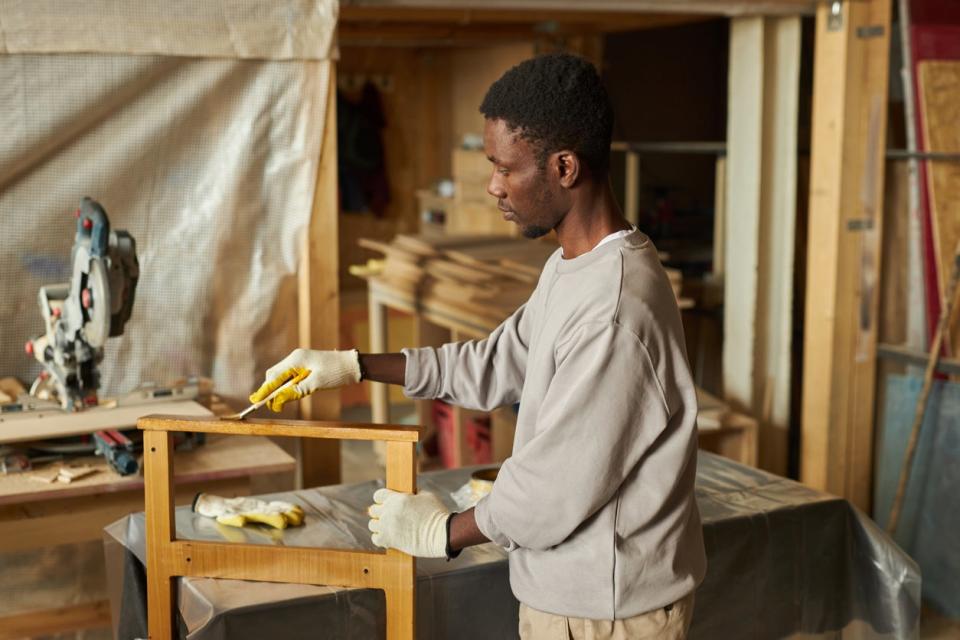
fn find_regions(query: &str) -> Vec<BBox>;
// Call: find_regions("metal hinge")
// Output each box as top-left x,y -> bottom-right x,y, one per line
847,219 -> 875,231
857,25 -> 885,38
828,0 -> 844,31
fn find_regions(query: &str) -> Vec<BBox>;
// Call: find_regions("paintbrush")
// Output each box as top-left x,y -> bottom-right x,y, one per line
221,378 -> 297,421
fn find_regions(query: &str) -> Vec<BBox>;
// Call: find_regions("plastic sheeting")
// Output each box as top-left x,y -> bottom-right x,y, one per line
1,51 -> 332,400
875,374 -> 960,617
104,452 -> 920,639
0,1 -> 337,60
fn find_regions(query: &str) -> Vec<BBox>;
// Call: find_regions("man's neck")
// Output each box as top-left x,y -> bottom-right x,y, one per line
555,183 -> 632,260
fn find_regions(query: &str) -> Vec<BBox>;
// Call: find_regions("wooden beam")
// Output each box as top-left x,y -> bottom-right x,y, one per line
340,6 -> 710,26
339,1 -> 816,18
801,0 -> 891,510
724,17 -> 765,419
757,16 -> 801,474
298,61 -> 342,488
723,15 -> 801,474
713,156 -> 726,276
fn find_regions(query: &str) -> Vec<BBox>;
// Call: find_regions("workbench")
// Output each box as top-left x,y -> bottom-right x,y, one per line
0,424 -> 295,639
105,452 -> 919,639
363,241 -> 757,468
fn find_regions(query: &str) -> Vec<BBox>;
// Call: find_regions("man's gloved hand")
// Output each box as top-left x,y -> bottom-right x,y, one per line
193,493 -> 306,530
251,348 -> 361,412
367,489 -> 450,558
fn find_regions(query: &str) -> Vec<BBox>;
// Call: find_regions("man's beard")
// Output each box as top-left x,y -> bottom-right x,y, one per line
520,224 -> 551,239
518,180 -> 560,239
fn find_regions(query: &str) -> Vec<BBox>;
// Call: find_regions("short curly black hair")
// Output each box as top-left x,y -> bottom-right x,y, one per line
480,53 -> 614,175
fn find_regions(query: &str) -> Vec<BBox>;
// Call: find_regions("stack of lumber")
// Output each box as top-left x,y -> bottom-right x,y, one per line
356,233 -> 689,323
358,234 -> 555,325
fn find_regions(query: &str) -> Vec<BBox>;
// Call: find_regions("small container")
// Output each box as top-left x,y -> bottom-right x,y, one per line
469,467 -> 499,500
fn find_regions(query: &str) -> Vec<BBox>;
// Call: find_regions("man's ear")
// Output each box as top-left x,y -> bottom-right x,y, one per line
554,151 -> 580,189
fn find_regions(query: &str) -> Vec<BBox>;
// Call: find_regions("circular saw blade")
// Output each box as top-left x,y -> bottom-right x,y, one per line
83,256 -> 111,348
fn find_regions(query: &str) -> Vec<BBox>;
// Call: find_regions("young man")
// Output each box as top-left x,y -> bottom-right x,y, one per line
252,53 -> 705,639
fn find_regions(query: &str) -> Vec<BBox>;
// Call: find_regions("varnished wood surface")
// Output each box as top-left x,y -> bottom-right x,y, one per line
144,416 -> 418,639
138,414 -> 420,442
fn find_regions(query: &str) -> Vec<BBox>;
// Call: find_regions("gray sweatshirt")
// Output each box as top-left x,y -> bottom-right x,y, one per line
402,230 -> 706,619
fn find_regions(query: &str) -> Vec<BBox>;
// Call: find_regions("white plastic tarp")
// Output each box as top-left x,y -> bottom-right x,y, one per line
0,1 -> 338,401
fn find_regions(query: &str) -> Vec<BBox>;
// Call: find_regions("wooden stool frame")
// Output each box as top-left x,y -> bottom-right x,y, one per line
138,415 -> 419,640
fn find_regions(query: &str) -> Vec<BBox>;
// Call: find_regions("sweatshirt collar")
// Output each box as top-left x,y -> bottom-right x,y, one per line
555,228 -> 645,274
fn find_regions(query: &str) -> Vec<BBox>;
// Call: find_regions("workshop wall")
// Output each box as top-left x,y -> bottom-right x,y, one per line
338,42 -> 534,291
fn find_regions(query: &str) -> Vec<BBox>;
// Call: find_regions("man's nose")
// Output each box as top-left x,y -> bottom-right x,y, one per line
487,173 -> 506,199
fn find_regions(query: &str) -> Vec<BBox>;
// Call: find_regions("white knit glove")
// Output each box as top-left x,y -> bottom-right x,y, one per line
193,493 -> 305,529
250,348 -> 361,412
367,489 -> 449,558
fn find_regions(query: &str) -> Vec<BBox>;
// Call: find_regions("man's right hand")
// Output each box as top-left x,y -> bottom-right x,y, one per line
250,348 -> 361,412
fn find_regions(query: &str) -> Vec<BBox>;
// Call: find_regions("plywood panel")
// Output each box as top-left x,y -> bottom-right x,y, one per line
917,60 -> 960,351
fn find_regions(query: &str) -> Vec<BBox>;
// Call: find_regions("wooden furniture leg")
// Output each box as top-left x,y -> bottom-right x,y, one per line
140,415 -> 420,640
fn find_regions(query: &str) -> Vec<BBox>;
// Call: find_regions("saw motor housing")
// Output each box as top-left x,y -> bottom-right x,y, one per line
27,198 -> 139,410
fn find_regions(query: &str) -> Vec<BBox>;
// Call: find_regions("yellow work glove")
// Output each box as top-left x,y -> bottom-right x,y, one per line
193,493 -> 306,530
250,348 -> 362,412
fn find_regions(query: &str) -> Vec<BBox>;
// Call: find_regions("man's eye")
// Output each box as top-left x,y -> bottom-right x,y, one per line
498,167 -> 509,175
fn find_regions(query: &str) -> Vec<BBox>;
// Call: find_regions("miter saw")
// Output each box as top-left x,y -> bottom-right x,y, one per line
24,197 -> 139,411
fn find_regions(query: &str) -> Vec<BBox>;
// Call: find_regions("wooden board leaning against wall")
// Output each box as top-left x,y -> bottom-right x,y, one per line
801,0 -> 892,512
917,60 -> 960,352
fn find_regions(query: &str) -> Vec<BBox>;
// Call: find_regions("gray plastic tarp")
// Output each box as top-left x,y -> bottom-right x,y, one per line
104,452 -> 920,639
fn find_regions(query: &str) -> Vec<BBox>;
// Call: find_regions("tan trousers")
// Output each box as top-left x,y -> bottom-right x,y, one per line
519,592 -> 694,640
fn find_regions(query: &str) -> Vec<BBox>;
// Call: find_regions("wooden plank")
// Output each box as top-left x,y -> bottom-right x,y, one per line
386,441 -> 417,495
756,15 -> 800,474
0,476 -> 249,553
0,600 -> 111,640
341,6 -> 722,27
0,434 -> 292,504
299,60 -> 342,488
170,540 -> 399,587
917,60 -> 960,351
801,0 -> 892,510
384,551 -> 416,640
338,1 -> 816,18
879,161 -> 911,348
713,156 -> 726,276
723,15 -> 800,474
138,415 -> 419,442
723,16 -> 764,415
877,342 -> 960,375
0,400 -> 210,443
144,430 -> 176,640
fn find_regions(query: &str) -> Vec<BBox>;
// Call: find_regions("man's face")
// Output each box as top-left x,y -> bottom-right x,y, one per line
483,118 -> 565,239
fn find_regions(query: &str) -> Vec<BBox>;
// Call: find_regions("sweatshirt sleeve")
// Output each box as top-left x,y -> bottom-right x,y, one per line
474,321 -> 672,551
401,299 -> 534,412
